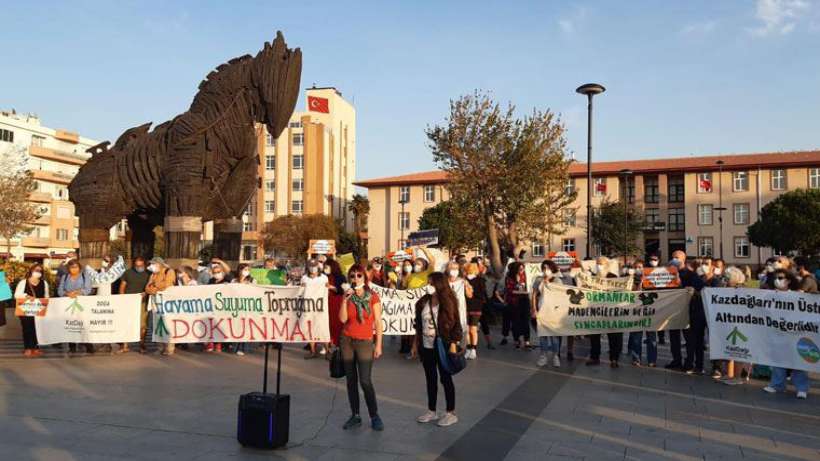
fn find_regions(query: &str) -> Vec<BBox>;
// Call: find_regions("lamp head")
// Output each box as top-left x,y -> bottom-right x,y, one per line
576,83 -> 606,96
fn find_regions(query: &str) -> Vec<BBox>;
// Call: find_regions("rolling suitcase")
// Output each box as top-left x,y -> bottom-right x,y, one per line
237,343 -> 289,448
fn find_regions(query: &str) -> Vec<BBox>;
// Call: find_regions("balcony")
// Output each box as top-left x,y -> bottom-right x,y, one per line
32,169 -> 74,185
54,129 -> 79,144
22,237 -> 50,248
29,145 -> 88,166
29,191 -> 53,203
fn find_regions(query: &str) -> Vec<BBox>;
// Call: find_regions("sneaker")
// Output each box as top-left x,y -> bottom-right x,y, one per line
371,415 -> 384,431
343,415 -> 362,430
762,386 -> 778,394
711,370 -> 722,379
797,391 -> 807,399
686,368 -> 705,376
647,363 -> 657,368
631,360 -> 641,367
468,349 -> 477,360
437,412 -> 458,427
235,350 -> 245,356
536,353 -> 549,367
552,354 -> 561,368
319,347 -> 327,356
417,410 -> 439,423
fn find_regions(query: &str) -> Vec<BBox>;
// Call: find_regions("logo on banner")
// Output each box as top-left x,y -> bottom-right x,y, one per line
726,327 -> 748,345
65,299 -> 84,315
797,338 -> 820,364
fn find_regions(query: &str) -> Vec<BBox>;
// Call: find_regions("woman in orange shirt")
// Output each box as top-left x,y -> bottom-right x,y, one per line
338,264 -> 384,432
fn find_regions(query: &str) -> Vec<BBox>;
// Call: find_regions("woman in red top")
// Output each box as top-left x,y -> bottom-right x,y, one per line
338,264 -> 384,432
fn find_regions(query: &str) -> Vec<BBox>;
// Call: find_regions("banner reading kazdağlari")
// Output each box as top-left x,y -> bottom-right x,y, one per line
150,283 -> 329,343
35,294 -> 142,344
703,287 -> 820,373
536,283 -> 692,336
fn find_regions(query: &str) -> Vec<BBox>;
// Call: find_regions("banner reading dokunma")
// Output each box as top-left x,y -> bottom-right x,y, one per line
35,294 -> 142,344
575,272 -> 634,291
536,283 -> 692,336
703,288 -> 820,372
151,283 -> 329,343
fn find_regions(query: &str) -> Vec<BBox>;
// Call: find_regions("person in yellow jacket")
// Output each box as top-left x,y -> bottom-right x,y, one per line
405,247 -> 437,290
146,257 -> 177,355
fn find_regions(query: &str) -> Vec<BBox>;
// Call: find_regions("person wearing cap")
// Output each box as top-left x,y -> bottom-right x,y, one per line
368,257 -> 386,287
145,257 -> 177,355
118,257 -> 150,353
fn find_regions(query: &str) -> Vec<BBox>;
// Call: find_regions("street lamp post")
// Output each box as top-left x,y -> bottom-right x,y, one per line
619,168 -> 633,260
400,199 -> 407,249
716,160 -> 725,259
576,83 -> 606,259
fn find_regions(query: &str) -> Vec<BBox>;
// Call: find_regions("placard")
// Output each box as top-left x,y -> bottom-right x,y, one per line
35,294 -> 142,344
15,298 -> 49,317
575,272 -> 634,292
641,266 -> 680,289
249,268 -> 288,286
308,239 -> 336,255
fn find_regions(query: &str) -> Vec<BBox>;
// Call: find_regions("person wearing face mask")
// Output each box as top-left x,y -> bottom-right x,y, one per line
463,263 -> 485,359
532,260 -> 561,367
664,251 -> 691,370
177,266 -> 199,287
368,258 -> 386,287
118,257 -> 150,353
759,258 -> 777,289
58,259 -> 94,354
14,263 -> 49,357
794,257 -> 819,294
764,269 -> 810,399
229,263 -> 255,356
406,247 -> 437,289
397,260 -> 414,289
302,259 -> 329,359
585,256 -> 622,367
204,261 -> 232,353
94,256 -> 114,296
506,262 -> 532,350
627,260 -> 658,367
145,257 -> 177,356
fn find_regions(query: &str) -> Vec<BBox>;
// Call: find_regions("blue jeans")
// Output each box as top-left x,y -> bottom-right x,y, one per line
627,331 -> 657,364
770,367 -> 810,393
539,336 -> 562,354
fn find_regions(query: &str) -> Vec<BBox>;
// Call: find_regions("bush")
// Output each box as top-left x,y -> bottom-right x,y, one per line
1,259 -> 57,297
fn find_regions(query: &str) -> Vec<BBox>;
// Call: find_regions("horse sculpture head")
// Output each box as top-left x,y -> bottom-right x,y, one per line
252,31 -> 302,141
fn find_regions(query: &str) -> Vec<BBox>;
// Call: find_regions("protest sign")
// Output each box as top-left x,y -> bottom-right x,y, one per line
150,283 -> 329,343
83,255 -> 127,286
703,287 -> 820,372
581,259 -> 620,277
308,239 -> 336,255
641,267 -> 680,289
407,229 -> 439,247
338,253 -> 355,275
548,251 -> 578,271
15,298 -> 49,317
575,272 -> 634,292
370,284 -> 430,335
35,294 -> 141,344
536,283 -> 691,336
0,271 -> 11,302
524,263 -> 542,293
249,268 -> 288,286
450,278 -> 468,333
386,249 -> 413,265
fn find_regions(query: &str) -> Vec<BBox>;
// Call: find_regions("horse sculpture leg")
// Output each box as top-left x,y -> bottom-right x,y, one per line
164,216 -> 203,269
212,217 -> 243,268
127,214 -> 157,261
78,225 -> 111,269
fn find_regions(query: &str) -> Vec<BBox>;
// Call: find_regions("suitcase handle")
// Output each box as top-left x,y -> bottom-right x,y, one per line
262,343 -> 283,396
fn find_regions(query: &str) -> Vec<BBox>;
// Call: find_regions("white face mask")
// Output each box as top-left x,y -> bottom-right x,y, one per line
318,263 -> 324,270
448,269 -> 459,278
31,271 -> 42,279
713,268 -> 722,276
309,266 -> 319,274
696,266 -> 706,276
373,264 -> 382,271
466,274 -> 476,280
774,278 -> 789,290
596,264 -> 606,274
543,269 -> 553,279
627,268 -> 635,275
213,272 -> 224,281
414,264 -> 424,273
649,260 -> 659,267
101,261 -> 110,268
323,267 -> 331,275
766,264 -> 775,273
148,264 -> 159,273
241,269 -> 250,277
403,265 -> 413,274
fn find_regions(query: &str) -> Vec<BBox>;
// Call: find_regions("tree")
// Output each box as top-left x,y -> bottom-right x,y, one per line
417,199 -> 483,254
261,214 -> 338,258
748,188 -> 820,255
591,198 -> 646,258
0,145 -> 42,257
427,91 -> 576,274
347,194 -> 370,259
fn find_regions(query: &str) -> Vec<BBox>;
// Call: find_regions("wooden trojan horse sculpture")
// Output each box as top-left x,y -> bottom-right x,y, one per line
69,32 -> 301,268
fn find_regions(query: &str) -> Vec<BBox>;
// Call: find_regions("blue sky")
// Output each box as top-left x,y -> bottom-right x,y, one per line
3,1 -> 819,185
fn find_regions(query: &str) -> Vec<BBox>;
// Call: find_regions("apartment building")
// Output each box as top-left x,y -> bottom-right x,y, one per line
203,87 -> 356,261
355,151 -> 820,268
0,110 -> 98,266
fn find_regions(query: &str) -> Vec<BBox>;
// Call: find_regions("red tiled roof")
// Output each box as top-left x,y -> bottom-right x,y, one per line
354,150 -> 820,187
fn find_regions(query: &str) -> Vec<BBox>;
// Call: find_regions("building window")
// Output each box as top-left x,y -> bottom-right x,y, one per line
0,128 -> 14,143
697,173 -> 713,193
623,177 -> 635,204
564,178 -> 575,196
57,187 -> 68,200
242,244 -> 257,261
399,212 -> 410,230
289,121 -> 302,128
698,237 -> 714,257
265,180 -> 275,192
563,208 -> 576,227
243,220 -> 256,232
56,229 -> 68,241
593,178 -> 606,197
734,236 -> 750,258
291,200 -> 303,214
292,133 -> 304,146
399,186 -> 410,203
733,203 -> 750,225
697,204 -> 713,225
667,175 -> 684,203
31,135 -> 46,147
265,155 -> 275,170
645,208 -> 660,224
266,133 -> 275,146
292,178 -> 304,192
644,176 -> 659,203
532,242 -> 544,257
423,185 -> 435,202
770,169 -> 786,191
733,171 -> 749,192
668,208 -> 685,232
292,155 -> 303,169
264,200 -> 275,213
809,168 -> 820,189
561,238 -> 575,252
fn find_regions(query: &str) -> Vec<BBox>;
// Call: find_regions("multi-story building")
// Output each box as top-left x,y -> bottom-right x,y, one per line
203,87 -> 357,261
0,110 -> 98,266
356,151 -> 820,268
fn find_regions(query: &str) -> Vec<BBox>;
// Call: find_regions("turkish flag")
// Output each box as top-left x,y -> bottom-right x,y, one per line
308,96 -> 329,113
595,182 -> 607,193
699,179 -> 712,192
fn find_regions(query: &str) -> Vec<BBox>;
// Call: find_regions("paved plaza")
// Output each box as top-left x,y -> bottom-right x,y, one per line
1,325 -> 818,461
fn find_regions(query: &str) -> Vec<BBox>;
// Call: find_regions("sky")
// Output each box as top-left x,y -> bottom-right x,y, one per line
3,0 -> 820,186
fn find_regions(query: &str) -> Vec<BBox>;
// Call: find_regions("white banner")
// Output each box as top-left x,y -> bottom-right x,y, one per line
35,294 -> 142,344
703,288 -> 820,372
150,283 -> 329,343
536,283 -> 692,336
575,272 -> 634,292
83,255 -> 127,286
370,284 -> 430,335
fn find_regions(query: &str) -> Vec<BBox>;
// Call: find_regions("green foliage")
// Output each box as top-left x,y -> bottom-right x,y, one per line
417,199 -> 482,253
262,214 -> 338,258
1,259 -> 57,296
591,199 -> 646,257
0,145 -> 43,254
748,188 -> 820,255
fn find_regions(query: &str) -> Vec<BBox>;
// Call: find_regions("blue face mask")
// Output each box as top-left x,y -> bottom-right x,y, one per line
135,267 -> 145,273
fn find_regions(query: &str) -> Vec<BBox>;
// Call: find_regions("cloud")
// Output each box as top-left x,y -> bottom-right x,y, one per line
558,6 -> 589,35
680,20 -> 718,36
749,0 -> 811,36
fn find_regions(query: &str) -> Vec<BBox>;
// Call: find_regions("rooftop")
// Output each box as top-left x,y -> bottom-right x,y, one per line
355,150 -> 820,187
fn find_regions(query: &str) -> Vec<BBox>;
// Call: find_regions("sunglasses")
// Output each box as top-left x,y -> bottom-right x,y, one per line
351,273 -> 365,279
